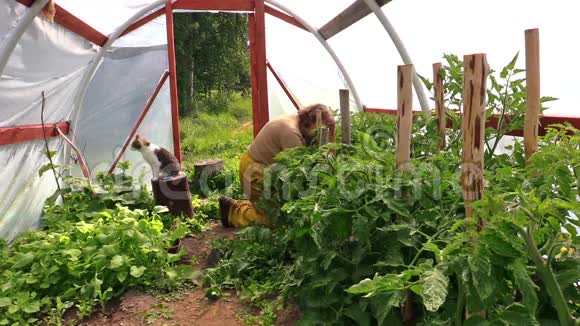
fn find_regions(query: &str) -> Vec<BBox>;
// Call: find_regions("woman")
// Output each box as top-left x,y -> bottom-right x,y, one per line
220,103 -> 336,227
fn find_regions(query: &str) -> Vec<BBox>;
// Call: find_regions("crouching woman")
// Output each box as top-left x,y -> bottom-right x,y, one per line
219,103 -> 336,227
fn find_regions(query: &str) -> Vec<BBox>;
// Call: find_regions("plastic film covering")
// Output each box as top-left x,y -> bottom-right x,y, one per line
265,15 -> 351,119
0,139 -> 66,241
74,17 -> 171,183
0,0 -> 96,241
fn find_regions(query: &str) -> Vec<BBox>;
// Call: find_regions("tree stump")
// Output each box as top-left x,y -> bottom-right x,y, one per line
193,158 -> 225,180
151,174 -> 193,218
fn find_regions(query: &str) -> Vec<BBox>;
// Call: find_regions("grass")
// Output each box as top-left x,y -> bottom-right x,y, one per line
179,93 -> 253,198
180,93 -> 252,171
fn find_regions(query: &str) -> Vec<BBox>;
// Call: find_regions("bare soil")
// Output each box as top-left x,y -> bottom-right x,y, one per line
67,223 -> 299,326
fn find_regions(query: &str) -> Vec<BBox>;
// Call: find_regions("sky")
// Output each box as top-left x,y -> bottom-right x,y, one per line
266,0 -> 579,117
55,0 -> 579,117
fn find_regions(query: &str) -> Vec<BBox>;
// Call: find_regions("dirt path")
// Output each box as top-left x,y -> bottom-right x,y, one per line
71,223 -> 298,326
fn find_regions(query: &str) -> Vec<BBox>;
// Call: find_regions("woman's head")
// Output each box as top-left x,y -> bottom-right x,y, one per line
297,103 -> 336,144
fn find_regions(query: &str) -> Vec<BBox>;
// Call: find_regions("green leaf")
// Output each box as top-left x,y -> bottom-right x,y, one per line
109,255 -> 125,269
22,301 -> 40,313
420,269 -> 449,312
41,150 -> 58,158
130,266 -> 147,278
38,163 -> 55,177
13,252 -> 35,269
117,271 -> 128,283
0,298 -> 11,307
344,304 -> 371,326
509,262 -> 538,314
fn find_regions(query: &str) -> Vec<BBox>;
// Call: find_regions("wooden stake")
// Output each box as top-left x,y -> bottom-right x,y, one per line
396,64 -> 413,172
433,62 -> 446,150
396,64 -> 415,324
339,89 -> 351,145
524,28 -> 540,162
462,54 -> 488,222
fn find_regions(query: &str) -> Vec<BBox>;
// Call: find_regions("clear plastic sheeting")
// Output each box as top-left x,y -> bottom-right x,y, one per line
0,0 -> 169,241
0,0 -> 96,241
0,138 -> 65,242
0,0 -> 96,126
75,44 -> 171,182
265,15 -> 349,119
56,0 -> 161,35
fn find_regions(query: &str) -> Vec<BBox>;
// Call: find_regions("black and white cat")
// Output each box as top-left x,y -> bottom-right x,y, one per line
130,134 -> 181,180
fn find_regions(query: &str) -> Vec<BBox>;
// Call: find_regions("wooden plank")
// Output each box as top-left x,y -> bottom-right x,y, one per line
524,28 -> 540,161
255,0 -> 269,132
264,4 -> 307,32
15,0 -> 34,6
165,0 -> 182,163
174,0 -> 254,11
433,62 -> 446,150
0,121 -> 70,146
248,14 -> 261,137
15,0 -> 108,46
396,64 -> 413,172
318,0 -> 391,40
339,89 -> 351,145
461,53 -> 488,221
53,4 -> 108,46
363,107 -> 580,136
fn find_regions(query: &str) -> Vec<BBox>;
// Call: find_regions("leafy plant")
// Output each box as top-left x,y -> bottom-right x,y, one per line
0,171 -> 197,324
204,53 -> 578,325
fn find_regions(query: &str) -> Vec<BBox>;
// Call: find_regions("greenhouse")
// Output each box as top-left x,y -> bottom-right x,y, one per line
0,0 -> 578,324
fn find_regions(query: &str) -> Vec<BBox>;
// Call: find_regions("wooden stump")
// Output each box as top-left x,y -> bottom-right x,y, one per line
151,174 -> 193,218
194,158 -> 225,180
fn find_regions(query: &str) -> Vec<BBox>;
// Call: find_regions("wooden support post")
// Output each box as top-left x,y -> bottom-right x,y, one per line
461,54 -> 488,223
396,64 -> 413,172
524,28 -> 540,162
396,64 -> 415,324
248,14 -> 261,137
315,111 -> 329,145
165,0 -> 182,163
339,89 -> 351,145
255,0 -> 270,132
433,62 -> 446,150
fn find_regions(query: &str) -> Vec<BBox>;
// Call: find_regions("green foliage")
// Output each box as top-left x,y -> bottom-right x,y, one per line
203,53 -> 579,325
0,171 -> 197,325
420,53 -> 558,163
174,13 -> 250,115
180,94 -> 252,199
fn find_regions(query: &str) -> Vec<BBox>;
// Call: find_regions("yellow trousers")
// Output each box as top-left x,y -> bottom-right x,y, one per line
227,152 -> 269,227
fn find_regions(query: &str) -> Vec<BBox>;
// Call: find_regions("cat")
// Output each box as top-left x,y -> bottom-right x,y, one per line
130,134 -> 181,180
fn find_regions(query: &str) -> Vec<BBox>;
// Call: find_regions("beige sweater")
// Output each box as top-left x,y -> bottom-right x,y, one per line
247,114 -> 304,164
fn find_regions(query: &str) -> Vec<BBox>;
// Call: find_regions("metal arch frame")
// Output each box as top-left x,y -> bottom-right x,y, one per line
264,0 -> 364,111
0,0 -> 50,75
362,0 -> 430,115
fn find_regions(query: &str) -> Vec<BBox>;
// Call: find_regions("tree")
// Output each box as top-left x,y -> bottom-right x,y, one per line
173,13 -> 250,115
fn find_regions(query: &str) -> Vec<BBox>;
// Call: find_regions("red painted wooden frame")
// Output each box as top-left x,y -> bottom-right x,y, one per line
363,107 -> 580,136
264,4 -> 306,31
165,0 -> 183,163
56,126 -> 91,179
266,60 -> 301,111
0,121 -> 70,145
248,14 -> 261,137
254,0 -> 269,133
15,0 -> 108,46
108,70 -> 171,174
174,0 -> 254,11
